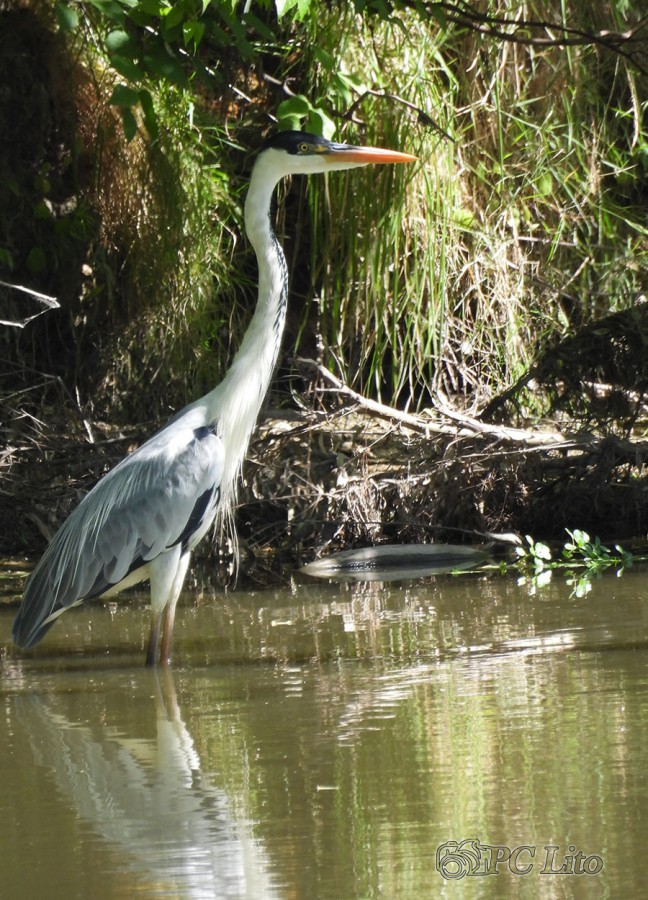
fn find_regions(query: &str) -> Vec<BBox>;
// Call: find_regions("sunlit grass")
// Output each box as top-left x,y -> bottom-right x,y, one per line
299,2 -> 648,414
67,0 -> 648,423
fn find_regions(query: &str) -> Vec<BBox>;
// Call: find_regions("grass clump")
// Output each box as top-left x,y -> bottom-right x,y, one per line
0,3 -> 254,423
88,90 -> 243,420
296,1 -> 648,417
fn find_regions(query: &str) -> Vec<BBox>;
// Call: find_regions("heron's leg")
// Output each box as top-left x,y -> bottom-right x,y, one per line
147,547 -> 184,668
159,551 -> 191,667
146,611 -> 163,667
159,605 -> 177,668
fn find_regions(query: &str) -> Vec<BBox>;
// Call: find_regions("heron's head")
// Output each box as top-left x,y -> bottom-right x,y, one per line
256,130 -> 417,180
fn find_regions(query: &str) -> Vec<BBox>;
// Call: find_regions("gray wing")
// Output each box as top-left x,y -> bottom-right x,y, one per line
13,419 -> 224,648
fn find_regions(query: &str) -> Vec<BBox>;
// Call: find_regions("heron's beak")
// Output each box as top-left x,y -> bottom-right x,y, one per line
325,145 -> 417,165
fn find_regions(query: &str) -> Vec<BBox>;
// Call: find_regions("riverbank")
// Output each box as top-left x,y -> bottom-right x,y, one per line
3,359 -> 648,585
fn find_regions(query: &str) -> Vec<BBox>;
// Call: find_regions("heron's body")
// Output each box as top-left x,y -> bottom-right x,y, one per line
12,131 -> 415,664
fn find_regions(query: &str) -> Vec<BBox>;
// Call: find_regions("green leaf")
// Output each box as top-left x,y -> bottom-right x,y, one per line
313,47 -> 335,71
111,54 -> 145,81
214,6 -> 254,57
85,0 -> 126,24
535,171 -> 553,197
426,1 -> 447,25
182,20 -> 205,50
275,0 -> 306,19
278,114 -> 300,131
56,2 -> 79,31
162,3 -> 186,30
337,71 -> 366,94
120,106 -> 138,142
331,74 -> 350,106
105,29 -> 135,54
277,95 -> 314,132
139,89 -> 159,139
109,84 -> 141,106
138,0 -> 168,14
307,108 -> 335,140
278,95 -> 312,118
241,11 -> 276,40
143,45 -> 187,85
33,199 -> 53,220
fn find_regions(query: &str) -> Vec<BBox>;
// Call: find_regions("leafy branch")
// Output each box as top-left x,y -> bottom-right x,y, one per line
511,529 -> 636,597
55,0 -> 304,139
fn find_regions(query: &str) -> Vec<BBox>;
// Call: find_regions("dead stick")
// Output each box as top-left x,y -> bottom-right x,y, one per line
296,358 -> 570,447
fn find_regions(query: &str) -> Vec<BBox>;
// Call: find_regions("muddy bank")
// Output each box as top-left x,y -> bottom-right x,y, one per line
3,361 -> 648,589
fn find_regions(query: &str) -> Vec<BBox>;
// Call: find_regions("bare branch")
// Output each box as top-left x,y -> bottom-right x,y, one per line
0,280 -> 59,329
414,2 -> 648,76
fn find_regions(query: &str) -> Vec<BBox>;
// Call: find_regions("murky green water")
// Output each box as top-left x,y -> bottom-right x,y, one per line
1,565 -> 648,898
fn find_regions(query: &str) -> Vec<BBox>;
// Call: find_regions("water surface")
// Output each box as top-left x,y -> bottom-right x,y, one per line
1,566 -> 648,897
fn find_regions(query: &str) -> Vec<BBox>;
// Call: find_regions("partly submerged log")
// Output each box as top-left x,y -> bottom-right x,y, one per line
301,543 -> 490,582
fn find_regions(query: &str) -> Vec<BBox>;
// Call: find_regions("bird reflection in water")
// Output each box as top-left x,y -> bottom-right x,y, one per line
15,670 -> 278,899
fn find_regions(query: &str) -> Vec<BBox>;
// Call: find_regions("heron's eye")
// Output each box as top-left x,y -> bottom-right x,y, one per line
298,142 -> 310,154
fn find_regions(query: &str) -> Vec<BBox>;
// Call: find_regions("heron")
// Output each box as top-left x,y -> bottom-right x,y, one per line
12,130 -> 416,665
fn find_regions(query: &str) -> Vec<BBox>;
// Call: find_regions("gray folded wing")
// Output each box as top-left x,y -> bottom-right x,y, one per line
13,420 -> 224,648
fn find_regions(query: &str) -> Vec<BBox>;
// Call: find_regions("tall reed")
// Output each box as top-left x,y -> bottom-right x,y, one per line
299,2 -> 648,413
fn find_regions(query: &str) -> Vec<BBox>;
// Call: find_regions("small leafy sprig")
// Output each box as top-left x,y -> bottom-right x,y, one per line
561,529 -> 633,569
515,535 -> 552,572
512,529 -> 634,596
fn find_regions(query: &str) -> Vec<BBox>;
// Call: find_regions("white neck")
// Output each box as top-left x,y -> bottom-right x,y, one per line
199,158 -> 289,507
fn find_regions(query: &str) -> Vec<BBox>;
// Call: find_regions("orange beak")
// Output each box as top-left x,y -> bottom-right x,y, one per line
324,145 -> 418,165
